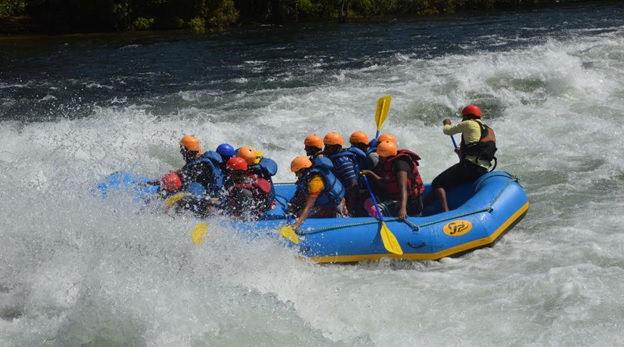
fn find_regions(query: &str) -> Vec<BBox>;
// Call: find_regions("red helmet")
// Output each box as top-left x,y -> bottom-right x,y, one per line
461,104 -> 482,118
161,173 -> 182,192
226,157 -> 248,171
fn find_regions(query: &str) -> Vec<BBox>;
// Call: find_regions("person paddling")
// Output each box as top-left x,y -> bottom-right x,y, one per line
360,140 -> 424,220
287,156 -> 346,233
430,104 -> 497,212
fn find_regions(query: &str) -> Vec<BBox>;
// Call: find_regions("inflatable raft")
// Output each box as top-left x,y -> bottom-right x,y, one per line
95,171 -> 529,263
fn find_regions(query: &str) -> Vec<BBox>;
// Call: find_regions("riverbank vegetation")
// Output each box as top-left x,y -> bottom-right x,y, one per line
0,0 -> 608,34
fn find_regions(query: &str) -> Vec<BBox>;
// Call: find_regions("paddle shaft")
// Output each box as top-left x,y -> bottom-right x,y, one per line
361,175 -> 385,222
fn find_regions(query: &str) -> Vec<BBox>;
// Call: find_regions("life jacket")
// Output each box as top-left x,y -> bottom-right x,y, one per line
248,156 -> 277,200
223,177 -> 272,219
181,150 -> 224,196
373,149 -> 424,200
347,146 -> 368,172
328,148 -> 365,174
295,157 -> 345,209
460,119 -> 497,166
248,157 -> 278,179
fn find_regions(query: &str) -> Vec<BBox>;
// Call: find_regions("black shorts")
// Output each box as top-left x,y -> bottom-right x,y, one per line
378,196 -> 423,217
431,161 -> 487,190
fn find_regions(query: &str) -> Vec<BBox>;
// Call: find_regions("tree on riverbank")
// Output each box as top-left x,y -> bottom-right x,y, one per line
0,0 -> 602,34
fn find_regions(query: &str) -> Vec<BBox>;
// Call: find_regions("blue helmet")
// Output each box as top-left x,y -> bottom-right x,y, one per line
216,143 -> 236,157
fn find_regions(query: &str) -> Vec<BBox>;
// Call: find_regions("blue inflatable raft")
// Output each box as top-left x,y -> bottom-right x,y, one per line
95,171 -> 529,263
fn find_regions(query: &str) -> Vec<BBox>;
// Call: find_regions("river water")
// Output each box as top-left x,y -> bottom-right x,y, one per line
2,2 -> 624,346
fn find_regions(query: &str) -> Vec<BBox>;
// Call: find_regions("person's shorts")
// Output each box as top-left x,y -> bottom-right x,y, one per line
431,161 -> 487,190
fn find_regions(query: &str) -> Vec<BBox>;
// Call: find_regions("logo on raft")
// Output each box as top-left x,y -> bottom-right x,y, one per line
443,220 -> 472,237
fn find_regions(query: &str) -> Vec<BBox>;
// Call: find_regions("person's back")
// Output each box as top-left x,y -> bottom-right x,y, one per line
323,132 -> 359,215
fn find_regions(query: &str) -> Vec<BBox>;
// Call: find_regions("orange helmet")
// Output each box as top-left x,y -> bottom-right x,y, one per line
377,133 -> 396,145
290,156 -> 312,173
376,140 -> 397,158
237,146 -> 257,166
349,131 -> 369,145
323,132 -> 344,146
304,134 -> 323,148
461,104 -> 482,118
161,173 -> 182,192
226,157 -> 248,171
179,135 -> 202,152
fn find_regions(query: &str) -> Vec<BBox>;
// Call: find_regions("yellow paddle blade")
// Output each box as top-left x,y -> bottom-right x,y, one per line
380,222 -> 403,255
164,192 -> 189,207
375,95 -> 392,131
191,223 -> 209,245
280,225 -> 299,244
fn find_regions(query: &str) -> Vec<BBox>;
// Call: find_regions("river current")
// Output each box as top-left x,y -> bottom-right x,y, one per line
1,2 -> 624,346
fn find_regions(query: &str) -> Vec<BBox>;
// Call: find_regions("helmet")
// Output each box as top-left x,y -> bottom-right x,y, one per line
237,146 -> 257,166
180,135 -> 202,152
216,143 -> 236,157
376,140 -> 397,158
349,131 -> 369,145
461,104 -> 482,118
290,156 -> 312,173
304,134 -> 323,148
226,157 -> 248,171
377,133 -> 396,145
161,173 -> 182,192
323,132 -> 344,146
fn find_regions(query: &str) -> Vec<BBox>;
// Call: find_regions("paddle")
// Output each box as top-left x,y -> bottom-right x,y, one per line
280,212 -> 299,244
280,224 -> 299,244
361,175 -> 403,255
191,223 -> 208,245
374,95 -> 392,139
450,135 -> 462,160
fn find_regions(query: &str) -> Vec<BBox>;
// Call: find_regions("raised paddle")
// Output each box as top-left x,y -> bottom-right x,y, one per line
374,96 -> 392,139
361,174 -> 403,255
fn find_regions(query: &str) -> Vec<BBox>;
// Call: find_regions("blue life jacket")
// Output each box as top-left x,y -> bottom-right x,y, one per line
296,157 -> 345,208
182,150 -> 224,197
249,157 -> 278,178
249,156 -> 277,200
328,148 -> 366,189
347,146 -> 367,172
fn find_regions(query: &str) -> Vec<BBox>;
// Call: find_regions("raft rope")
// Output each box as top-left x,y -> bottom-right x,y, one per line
299,173 -> 520,235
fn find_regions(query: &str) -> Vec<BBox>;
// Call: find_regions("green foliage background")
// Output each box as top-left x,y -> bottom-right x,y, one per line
0,0 -> 591,33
